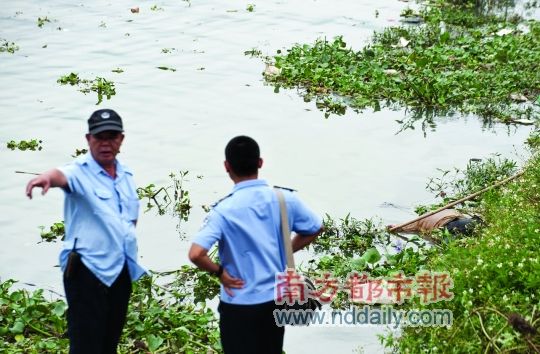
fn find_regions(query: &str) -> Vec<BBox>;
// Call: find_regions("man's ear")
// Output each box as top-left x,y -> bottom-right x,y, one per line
85,134 -> 91,143
258,158 -> 263,168
224,160 -> 231,172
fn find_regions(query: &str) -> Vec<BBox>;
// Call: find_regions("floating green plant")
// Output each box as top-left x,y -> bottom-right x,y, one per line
37,17 -> 51,28
39,221 -> 65,243
57,73 -> 116,105
0,39 -> 19,54
71,148 -> 88,157
6,139 -> 43,151
262,0 -> 540,126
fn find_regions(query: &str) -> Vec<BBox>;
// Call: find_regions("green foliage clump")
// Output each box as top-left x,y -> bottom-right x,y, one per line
382,153 -> 540,353
39,221 -> 65,243
57,73 -> 116,105
0,39 -> 19,54
416,156 -> 518,214
37,17 -> 51,28
264,1 -> 540,124
0,271 -> 221,353
526,130 -> 540,149
137,171 -> 197,239
306,214 -> 436,308
71,148 -> 88,158
0,280 -> 68,353
6,139 -> 43,151
313,214 -> 385,257
121,275 -> 220,353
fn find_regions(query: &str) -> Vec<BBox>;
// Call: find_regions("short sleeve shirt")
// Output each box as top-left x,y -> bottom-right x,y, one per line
193,179 -> 322,305
58,154 -> 146,286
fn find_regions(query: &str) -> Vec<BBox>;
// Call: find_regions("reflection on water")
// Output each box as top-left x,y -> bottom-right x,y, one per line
0,1 -> 535,353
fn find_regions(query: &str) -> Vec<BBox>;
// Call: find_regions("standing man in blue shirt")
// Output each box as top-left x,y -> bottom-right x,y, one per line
25,109 -> 146,354
189,135 -> 323,354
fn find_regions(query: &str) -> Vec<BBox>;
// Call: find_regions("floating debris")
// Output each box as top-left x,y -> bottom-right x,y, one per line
157,66 -> 176,72
264,64 -> 281,76
392,37 -> 410,48
508,118 -> 535,125
400,16 -> 423,24
496,28 -> 513,36
383,69 -> 399,76
509,93 -> 528,102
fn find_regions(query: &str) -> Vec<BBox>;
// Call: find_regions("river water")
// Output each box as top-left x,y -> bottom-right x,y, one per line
0,0 -> 535,353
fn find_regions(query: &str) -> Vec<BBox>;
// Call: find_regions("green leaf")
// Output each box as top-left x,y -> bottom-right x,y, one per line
52,301 -> 66,317
351,258 -> 367,270
361,247 -> 381,264
439,31 -> 450,43
10,292 -> 24,302
10,320 -> 25,334
147,334 -> 164,352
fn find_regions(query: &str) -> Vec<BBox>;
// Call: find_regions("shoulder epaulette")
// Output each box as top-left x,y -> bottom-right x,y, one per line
273,185 -> 297,192
211,193 -> 233,207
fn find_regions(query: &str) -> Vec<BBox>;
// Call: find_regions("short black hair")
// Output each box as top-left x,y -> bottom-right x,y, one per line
225,136 -> 260,176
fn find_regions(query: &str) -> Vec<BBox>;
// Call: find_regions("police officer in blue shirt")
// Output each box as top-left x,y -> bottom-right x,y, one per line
189,135 -> 323,354
26,109 -> 146,354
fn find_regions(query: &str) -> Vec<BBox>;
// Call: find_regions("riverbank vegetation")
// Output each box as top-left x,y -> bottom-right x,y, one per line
260,0 -> 540,126
4,145 -> 538,352
381,146 -> 540,352
0,271 -> 220,353
296,141 -> 539,352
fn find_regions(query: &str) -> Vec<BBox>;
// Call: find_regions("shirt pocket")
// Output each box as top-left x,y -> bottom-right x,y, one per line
93,188 -> 116,215
94,188 -> 112,199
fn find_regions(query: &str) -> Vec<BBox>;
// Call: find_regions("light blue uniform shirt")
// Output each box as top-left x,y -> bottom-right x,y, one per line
58,154 -> 147,286
194,179 -> 322,305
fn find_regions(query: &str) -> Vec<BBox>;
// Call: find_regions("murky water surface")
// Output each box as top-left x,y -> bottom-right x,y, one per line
0,0 -> 535,352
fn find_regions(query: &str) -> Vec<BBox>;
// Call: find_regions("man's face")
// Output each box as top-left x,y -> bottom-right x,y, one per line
86,130 -> 124,166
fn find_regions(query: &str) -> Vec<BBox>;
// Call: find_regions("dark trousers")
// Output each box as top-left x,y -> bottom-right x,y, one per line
218,300 -> 284,354
63,258 -> 132,354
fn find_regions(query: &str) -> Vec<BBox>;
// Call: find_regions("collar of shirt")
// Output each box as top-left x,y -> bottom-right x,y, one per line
232,179 -> 268,193
80,153 -> 133,181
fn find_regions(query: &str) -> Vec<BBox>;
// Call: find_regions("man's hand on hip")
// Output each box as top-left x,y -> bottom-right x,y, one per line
220,269 -> 245,297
